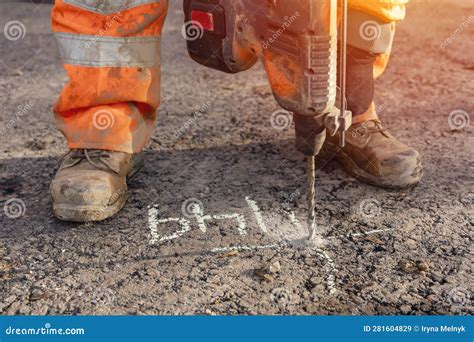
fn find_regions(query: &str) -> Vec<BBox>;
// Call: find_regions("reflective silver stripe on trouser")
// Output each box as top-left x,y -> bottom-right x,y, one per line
346,10 -> 395,54
55,33 -> 161,68
64,0 -> 162,14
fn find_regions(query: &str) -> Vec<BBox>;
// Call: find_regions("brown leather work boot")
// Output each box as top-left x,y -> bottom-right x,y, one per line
50,149 -> 144,222
319,120 -> 423,188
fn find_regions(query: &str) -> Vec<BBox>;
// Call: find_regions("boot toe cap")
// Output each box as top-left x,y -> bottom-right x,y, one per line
379,148 -> 423,187
51,172 -> 115,204
50,170 -> 126,222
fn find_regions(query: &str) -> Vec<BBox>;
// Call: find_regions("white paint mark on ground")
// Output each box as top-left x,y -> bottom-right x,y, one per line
315,248 -> 338,295
148,207 -> 192,244
190,204 -> 247,235
212,242 -> 338,295
245,196 -> 267,233
211,244 -> 279,253
193,205 -> 209,233
349,228 -> 393,237
148,197 -> 395,295
148,207 -> 160,245
149,204 -> 248,242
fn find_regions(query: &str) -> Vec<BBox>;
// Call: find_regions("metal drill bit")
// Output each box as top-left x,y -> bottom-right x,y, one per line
339,0 -> 348,148
306,0 -> 348,240
307,156 -> 317,240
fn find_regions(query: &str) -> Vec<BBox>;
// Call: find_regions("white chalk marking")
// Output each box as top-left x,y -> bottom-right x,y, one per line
349,228 -> 393,237
157,218 -> 192,243
148,207 -> 160,245
211,243 -> 280,253
212,242 -> 338,295
245,196 -> 268,233
192,205 -> 247,235
148,207 -> 192,244
148,198 -> 395,297
193,205 -> 210,233
315,248 -> 338,295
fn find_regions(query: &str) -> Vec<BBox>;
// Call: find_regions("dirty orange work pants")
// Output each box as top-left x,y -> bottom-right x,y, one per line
52,0 -> 404,153
52,0 -> 168,153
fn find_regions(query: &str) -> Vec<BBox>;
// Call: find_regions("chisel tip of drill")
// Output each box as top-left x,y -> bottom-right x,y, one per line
307,227 -> 327,247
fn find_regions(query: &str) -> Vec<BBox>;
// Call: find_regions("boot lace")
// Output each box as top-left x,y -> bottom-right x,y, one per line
354,120 -> 388,137
60,149 -> 116,173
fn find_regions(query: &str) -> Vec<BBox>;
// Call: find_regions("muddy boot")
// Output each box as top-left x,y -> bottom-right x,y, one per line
319,120 -> 423,188
50,149 -> 144,222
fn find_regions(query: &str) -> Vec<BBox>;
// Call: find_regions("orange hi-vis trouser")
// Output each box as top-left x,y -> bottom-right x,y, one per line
52,0 -> 406,153
52,0 -> 169,153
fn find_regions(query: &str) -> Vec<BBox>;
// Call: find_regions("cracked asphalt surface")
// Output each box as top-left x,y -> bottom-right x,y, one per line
0,0 -> 473,315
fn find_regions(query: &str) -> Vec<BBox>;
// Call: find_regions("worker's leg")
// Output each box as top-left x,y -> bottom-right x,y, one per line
52,0 -> 168,153
50,0 -> 168,222
342,5 -> 399,123
320,2 -> 422,188
344,0 -> 408,122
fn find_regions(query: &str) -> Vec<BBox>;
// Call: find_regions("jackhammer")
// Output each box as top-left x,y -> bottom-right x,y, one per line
183,0 -> 352,239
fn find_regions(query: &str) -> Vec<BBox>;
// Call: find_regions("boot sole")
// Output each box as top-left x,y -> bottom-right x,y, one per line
53,194 -> 127,223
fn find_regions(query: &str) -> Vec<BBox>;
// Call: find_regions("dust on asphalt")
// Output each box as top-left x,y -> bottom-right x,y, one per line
0,1 -> 472,314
